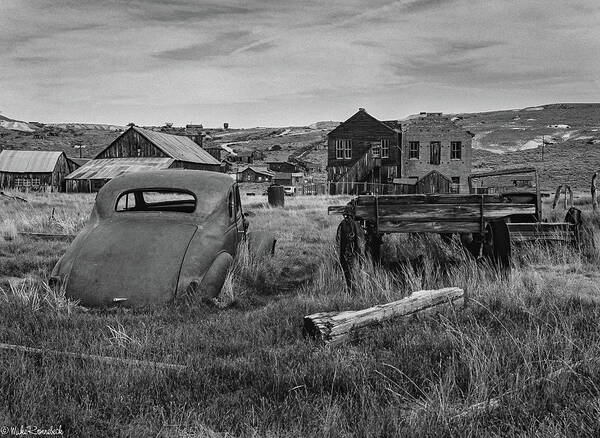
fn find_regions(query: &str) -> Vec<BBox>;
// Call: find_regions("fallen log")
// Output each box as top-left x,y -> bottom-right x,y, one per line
18,232 -> 75,241
304,287 -> 464,345
0,342 -> 186,371
0,191 -> 27,202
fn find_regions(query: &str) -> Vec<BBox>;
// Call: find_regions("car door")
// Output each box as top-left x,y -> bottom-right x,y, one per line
223,188 -> 239,254
233,184 -> 247,243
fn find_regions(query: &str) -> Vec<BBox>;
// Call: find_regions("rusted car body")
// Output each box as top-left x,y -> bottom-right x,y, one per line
50,170 -> 274,307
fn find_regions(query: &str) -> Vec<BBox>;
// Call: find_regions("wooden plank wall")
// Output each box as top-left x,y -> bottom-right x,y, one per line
96,129 -> 169,159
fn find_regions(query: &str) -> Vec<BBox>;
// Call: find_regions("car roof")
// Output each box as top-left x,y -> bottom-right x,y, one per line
95,170 -> 235,218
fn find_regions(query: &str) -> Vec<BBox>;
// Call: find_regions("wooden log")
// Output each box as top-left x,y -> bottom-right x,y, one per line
0,342 -> 187,371
304,287 -> 464,345
0,191 -> 28,202
18,232 -> 75,241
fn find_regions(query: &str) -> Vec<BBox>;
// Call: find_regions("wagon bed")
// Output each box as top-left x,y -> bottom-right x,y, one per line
328,168 -> 581,266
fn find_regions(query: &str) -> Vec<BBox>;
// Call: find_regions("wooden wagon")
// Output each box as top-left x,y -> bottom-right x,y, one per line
329,167 -> 581,267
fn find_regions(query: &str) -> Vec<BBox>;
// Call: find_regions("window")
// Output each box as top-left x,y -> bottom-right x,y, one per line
409,141 -> 420,159
228,191 -> 234,218
381,139 -> 390,158
451,177 -> 460,194
335,139 -> 352,160
14,177 -> 40,188
451,141 -> 462,160
116,190 -> 196,213
430,142 -> 441,165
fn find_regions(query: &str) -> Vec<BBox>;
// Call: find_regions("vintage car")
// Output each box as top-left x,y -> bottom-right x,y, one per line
50,170 -> 275,307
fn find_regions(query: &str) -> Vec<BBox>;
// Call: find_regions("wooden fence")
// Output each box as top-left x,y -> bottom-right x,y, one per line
296,182 -> 401,196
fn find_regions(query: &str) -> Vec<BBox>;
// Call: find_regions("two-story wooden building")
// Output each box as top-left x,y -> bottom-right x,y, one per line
327,108 -> 401,185
326,109 -> 473,194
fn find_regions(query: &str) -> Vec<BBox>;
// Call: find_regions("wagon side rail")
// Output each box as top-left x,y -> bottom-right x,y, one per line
328,194 -> 537,234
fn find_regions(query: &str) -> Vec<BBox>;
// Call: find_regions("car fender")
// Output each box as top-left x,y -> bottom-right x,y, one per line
246,231 -> 276,257
186,251 -> 233,300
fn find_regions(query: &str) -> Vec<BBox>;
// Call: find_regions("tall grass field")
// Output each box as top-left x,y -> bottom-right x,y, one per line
2,191 -> 600,436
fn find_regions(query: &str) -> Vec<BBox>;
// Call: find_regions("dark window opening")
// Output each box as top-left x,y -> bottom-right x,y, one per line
430,142 -> 441,165
116,190 -> 197,213
409,141 -> 420,159
381,139 -> 390,158
451,141 -> 462,160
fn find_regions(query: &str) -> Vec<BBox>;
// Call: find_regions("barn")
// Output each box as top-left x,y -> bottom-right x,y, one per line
0,150 -> 79,192
95,126 -> 220,170
236,166 -> 274,183
64,126 -> 221,192
65,157 -> 176,192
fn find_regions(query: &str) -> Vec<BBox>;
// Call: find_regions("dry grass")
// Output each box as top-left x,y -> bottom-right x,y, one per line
1,192 -> 600,436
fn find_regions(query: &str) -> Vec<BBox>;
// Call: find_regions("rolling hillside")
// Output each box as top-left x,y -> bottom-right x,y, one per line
0,103 -> 598,189
455,103 -> 600,154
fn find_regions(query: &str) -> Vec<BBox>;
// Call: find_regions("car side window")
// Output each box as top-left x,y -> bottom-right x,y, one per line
228,190 -> 234,219
234,186 -> 242,218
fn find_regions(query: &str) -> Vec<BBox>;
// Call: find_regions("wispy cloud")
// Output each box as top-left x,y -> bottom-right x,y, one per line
152,30 -> 277,62
0,0 -> 599,125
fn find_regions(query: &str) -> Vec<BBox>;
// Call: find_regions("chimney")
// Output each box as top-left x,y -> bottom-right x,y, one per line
193,133 -> 204,147
358,107 -> 366,112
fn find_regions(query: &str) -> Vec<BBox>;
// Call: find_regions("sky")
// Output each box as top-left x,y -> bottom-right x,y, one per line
1,0 -> 599,127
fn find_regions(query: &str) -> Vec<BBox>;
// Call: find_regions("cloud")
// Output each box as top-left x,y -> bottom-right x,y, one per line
153,31 -> 272,60
125,1 -> 255,23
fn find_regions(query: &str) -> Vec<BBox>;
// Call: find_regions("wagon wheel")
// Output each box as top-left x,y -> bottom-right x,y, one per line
564,207 -> 583,246
459,233 -> 481,258
482,220 -> 511,269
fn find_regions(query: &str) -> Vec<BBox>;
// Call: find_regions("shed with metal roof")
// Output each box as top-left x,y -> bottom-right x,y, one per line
64,157 -> 175,192
95,126 -> 220,170
0,150 -> 79,192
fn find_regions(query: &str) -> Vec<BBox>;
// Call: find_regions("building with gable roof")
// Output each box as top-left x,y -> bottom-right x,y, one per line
0,149 -> 80,191
326,109 -> 473,194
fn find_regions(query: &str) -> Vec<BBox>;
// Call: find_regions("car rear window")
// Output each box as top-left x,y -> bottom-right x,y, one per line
115,190 -> 196,213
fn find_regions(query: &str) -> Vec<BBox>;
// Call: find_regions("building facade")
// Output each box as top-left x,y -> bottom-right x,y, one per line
95,126 -> 219,171
327,108 -> 400,184
236,166 -> 274,183
0,150 -> 79,192
326,109 -> 473,193
401,114 -> 473,193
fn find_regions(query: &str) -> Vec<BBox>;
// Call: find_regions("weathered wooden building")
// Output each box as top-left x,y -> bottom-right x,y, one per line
65,157 -> 176,192
273,172 -> 304,186
0,150 -> 79,192
203,144 -> 236,162
327,108 -> 401,185
267,161 -> 304,173
326,109 -> 473,194
64,126 -> 220,192
95,126 -> 219,170
236,166 -> 274,183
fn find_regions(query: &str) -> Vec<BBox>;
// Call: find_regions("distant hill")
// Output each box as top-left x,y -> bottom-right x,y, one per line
0,103 -> 598,188
0,115 -> 37,132
453,103 -> 600,154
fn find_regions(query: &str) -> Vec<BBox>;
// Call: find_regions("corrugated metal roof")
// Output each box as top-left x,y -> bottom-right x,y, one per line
132,127 -> 220,165
0,150 -> 63,173
237,166 -> 275,176
66,157 -> 174,180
